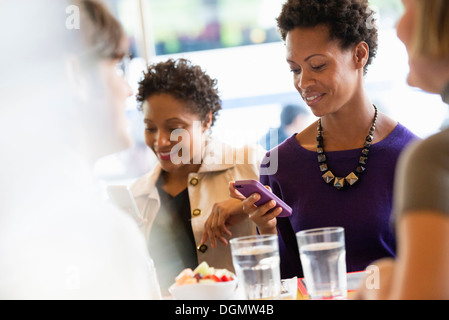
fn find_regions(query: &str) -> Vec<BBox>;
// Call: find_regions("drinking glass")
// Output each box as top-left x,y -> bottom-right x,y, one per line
296,227 -> 347,300
230,235 -> 281,300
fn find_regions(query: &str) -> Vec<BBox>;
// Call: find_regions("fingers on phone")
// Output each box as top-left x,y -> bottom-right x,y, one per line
229,181 -> 246,200
242,193 -> 260,214
255,201 -> 282,219
261,200 -> 276,211
267,206 -> 283,220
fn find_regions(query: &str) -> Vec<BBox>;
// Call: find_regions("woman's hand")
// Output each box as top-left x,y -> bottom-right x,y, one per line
353,258 -> 395,300
201,198 -> 248,248
229,181 -> 281,235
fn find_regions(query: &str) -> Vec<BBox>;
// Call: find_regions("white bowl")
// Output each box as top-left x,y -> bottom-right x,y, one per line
169,279 -> 238,300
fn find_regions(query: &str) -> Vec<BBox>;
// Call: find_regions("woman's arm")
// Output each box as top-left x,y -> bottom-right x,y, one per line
201,182 -> 281,248
201,197 -> 247,248
391,211 -> 449,299
357,211 -> 449,299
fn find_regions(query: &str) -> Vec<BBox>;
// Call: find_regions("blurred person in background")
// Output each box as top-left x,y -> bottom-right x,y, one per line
131,58 -> 264,295
260,103 -> 310,150
0,0 -> 160,299
357,0 -> 449,300
228,0 -> 419,279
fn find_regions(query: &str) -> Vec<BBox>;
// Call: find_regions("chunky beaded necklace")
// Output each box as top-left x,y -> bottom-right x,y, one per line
317,105 -> 378,190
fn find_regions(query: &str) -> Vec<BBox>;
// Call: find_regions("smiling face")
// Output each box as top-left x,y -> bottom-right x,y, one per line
143,93 -> 211,173
286,25 -> 367,117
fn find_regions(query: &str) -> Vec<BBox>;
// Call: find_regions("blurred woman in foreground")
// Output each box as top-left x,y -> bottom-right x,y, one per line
0,0 -> 160,299
357,0 -> 449,299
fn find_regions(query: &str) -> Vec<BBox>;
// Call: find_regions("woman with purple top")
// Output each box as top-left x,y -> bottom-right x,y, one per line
226,0 -> 419,279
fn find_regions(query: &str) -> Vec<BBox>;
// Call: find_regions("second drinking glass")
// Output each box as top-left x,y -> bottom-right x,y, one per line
230,234 -> 281,300
296,227 -> 347,300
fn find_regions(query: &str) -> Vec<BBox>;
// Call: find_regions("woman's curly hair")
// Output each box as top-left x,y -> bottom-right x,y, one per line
277,0 -> 378,74
137,58 -> 222,127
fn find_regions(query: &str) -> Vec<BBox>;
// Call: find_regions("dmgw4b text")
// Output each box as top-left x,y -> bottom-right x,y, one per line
220,304 -> 274,315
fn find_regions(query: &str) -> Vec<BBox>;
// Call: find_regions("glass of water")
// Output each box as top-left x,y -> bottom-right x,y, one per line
230,235 -> 281,300
296,227 -> 347,300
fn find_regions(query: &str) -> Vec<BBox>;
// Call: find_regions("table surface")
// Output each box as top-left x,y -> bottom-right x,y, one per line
295,289 -> 357,300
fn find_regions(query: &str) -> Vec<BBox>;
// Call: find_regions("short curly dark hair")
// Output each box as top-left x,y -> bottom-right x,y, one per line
277,0 -> 378,74
137,58 -> 222,127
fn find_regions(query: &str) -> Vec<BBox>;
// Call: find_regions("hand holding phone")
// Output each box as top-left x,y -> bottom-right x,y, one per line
233,180 -> 292,217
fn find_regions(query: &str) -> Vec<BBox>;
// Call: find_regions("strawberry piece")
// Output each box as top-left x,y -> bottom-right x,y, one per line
220,275 -> 231,282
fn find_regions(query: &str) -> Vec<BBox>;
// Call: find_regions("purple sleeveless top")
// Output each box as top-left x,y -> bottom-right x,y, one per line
260,123 -> 418,278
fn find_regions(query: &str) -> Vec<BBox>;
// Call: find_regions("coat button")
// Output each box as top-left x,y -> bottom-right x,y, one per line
192,208 -> 201,216
197,244 -> 208,253
189,177 -> 199,186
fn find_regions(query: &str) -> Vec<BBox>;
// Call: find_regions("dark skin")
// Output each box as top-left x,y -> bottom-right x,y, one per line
143,93 -> 248,248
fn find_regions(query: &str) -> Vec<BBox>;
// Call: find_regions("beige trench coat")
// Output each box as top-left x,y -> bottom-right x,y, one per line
131,139 -> 265,272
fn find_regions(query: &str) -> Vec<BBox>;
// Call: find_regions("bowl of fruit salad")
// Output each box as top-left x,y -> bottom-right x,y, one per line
169,262 -> 237,300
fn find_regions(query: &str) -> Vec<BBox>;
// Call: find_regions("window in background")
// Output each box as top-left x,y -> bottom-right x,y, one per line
147,0 -> 282,55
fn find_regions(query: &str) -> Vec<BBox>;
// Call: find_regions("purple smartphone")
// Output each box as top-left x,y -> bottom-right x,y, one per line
234,180 -> 292,217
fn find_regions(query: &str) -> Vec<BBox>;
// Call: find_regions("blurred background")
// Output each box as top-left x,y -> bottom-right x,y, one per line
94,0 -> 449,185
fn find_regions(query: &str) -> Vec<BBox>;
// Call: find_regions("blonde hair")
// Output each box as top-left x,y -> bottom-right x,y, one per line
74,0 -> 127,60
413,0 -> 449,59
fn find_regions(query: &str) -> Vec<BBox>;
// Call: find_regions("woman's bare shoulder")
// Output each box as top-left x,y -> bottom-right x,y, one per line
375,112 -> 399,143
